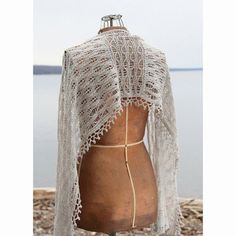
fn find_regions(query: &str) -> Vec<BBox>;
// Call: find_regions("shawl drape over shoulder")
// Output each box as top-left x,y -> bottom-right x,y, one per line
53,29 -> 183,236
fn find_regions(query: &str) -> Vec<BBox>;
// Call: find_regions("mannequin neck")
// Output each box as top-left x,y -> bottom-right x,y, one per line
98,26 -> 128,34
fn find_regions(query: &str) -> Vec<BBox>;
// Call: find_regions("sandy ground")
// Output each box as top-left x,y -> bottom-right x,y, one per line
33,188 -> 203,236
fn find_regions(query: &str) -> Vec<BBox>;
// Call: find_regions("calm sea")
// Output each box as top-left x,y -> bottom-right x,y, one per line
33,70 -> 202,198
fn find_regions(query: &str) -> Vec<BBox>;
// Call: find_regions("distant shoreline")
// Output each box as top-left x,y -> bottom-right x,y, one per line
33,65 -> 203,75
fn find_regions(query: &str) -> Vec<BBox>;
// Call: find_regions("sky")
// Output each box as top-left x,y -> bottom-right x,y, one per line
34,0 -> 202,68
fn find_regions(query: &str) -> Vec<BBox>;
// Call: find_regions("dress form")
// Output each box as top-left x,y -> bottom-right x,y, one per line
76,15 -> 158,236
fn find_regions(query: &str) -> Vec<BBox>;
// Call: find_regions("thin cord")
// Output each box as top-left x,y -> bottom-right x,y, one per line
124,105 -> 137,228
91,139 -> 143,148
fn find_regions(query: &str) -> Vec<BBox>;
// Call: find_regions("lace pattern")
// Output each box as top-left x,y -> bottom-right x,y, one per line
53,29 -> 182,236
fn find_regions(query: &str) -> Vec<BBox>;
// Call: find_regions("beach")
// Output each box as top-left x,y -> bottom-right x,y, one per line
33,188 -> 203,236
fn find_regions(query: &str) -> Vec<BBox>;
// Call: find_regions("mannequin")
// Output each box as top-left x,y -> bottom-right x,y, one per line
76,15 -> 158,235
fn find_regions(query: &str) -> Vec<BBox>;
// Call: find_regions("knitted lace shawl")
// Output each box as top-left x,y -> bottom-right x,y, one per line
53,29 -> 183,236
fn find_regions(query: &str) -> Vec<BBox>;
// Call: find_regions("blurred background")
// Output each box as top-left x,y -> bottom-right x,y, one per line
34,0 -> 202,198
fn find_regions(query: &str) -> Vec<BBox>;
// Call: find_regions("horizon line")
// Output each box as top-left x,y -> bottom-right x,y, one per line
33,65 -> 203,75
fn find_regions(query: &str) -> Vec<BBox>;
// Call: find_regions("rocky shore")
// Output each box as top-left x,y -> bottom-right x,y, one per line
33,188 -> 203,236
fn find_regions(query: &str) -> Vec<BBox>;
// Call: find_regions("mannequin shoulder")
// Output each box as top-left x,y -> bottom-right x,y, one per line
63,36 -> 105,60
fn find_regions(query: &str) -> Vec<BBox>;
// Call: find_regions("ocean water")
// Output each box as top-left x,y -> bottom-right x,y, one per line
33,70 -> 202,198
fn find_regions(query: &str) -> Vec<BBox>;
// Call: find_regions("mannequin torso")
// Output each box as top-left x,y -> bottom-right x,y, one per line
77,98 -> 158,233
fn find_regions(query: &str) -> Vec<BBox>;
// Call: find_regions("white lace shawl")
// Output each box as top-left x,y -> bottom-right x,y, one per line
53,29 -> 183,236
